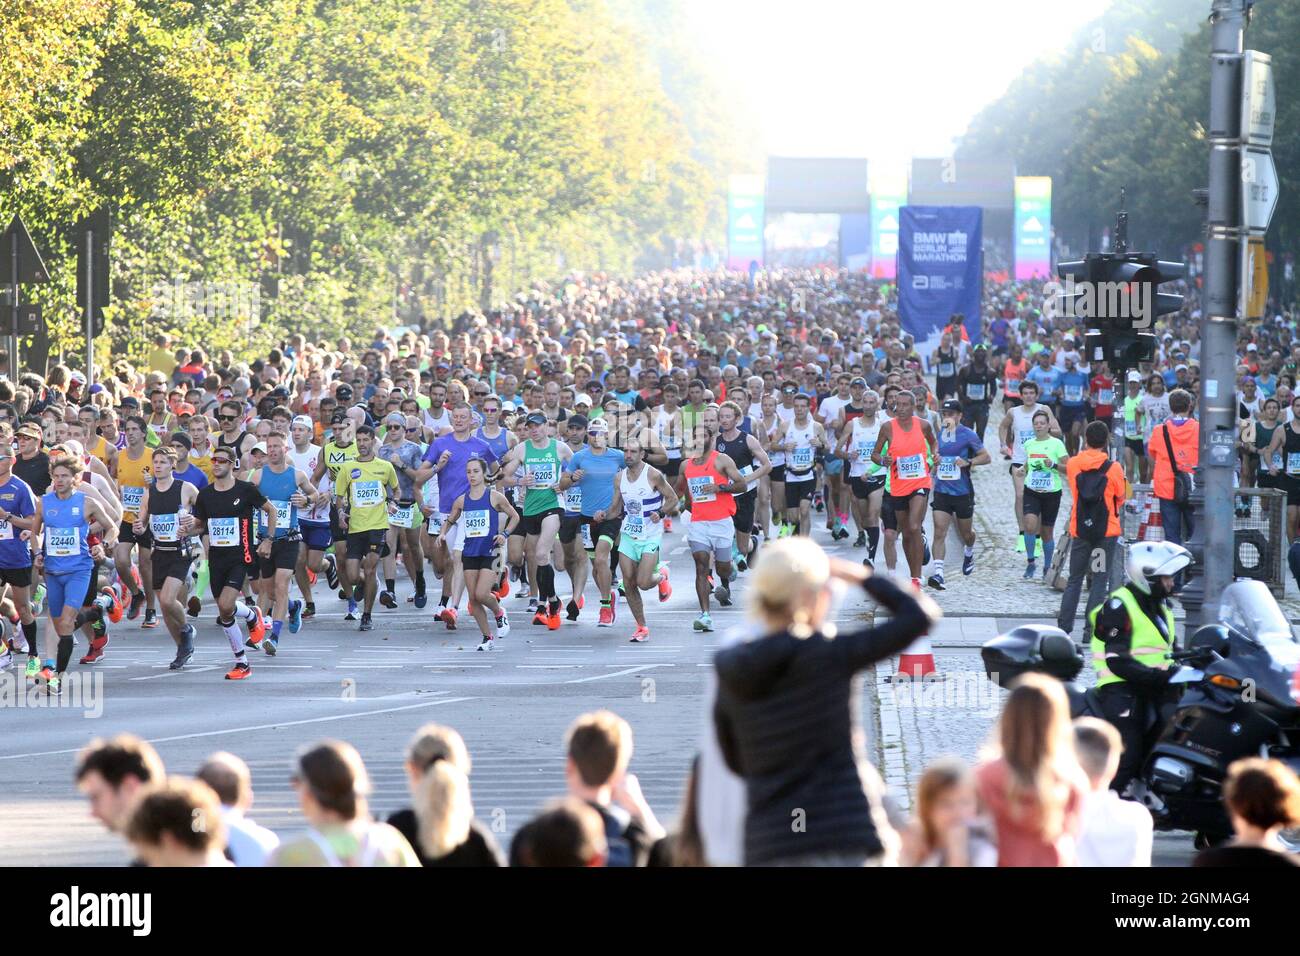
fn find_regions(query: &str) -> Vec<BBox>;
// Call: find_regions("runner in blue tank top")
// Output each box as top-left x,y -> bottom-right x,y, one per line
250,433 -> 320,654
32,452 -> 118,694
444,457 -> 519,651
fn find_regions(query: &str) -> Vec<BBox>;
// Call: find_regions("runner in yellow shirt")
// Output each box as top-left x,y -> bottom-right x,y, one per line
333,425 -> 398,632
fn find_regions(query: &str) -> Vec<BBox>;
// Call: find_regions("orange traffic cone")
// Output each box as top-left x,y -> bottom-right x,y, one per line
898,634 -> 937,678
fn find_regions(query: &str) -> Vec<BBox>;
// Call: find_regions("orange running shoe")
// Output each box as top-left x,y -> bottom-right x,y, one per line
247,606 -> 266,645
546,604 -> 562,631
532,608 -> 549,626
225,662 -> 252,680
79,635 -> 109,665
494,573 -> 510,600
630,625 -> 650,643
306,567 -> 317,586
657,565 -> 671,603
598,604 -> 614,627
98,587 -> 125,624
439,606 -> 458,630
664,516 -> 673,532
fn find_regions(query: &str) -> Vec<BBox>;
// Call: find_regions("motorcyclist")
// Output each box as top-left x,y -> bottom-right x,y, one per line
1087,540 -> 1193,794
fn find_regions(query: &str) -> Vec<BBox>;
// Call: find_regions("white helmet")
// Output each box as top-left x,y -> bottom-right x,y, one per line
1125,541 -> 1193,595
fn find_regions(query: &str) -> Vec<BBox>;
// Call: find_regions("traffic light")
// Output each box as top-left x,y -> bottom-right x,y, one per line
1057,252 -> 1184,374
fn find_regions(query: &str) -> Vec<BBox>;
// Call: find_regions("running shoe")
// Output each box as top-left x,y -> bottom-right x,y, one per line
693,613 -> 713,632
413,590 -> 428,609
25,657 -> 40,680
32,583 -> 46,616
38,664 -> 53,683
862,558 -> 874,572
813,491 -> 824,513
493,575 -> 510,600
1023,562 -> 1036,580
142,607 -> 159,629
922,532 -> 931,566
630,625 -> 650,643
97,587 -> 124,624
380,590 -> 397,609
566,598 -> 580,621
263,633 -> 278,656
577,596 -> 585,610
546,604 -> 562,631
248,606 -> 267,643
126,590 -> 145,620
344,599 -> 358,622
359,614 -> 374,632
911,577 -> 922,591
657,565 -> 672,603
46,675 -> 61,696
303,601 -> 317,619
495,611 -> 510,637
439,606 -> 457,630
532,607 -> 549,626
714,582 -> 732,607
598,604 -> 614,627
477,636 -> 492,651
186,594 -> 203,617
306,566 -> 317,586
855,531 -> 867,547
962,552 -> 975,576
927,573 -> 946,591
338,588 -> 350,601
289,599 -> 303,634
169,630 -> 195,670
616,579 -> 626,597
225,662 -> 252,680
324,553 -> 339,590
80,634 -> 109,665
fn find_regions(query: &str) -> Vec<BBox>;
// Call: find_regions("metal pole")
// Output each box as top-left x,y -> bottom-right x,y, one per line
1183,0 -> 1250,631
9,229 -> 18,380
85,227 -> 95,389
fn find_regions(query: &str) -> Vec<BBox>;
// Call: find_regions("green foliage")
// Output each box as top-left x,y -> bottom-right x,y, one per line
0,0 -> 742,370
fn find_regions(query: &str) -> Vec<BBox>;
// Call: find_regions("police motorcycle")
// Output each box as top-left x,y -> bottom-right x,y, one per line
983,569 -> 1300,849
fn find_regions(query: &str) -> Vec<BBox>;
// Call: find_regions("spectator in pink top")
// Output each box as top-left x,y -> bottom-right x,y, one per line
974,674 -> 1088,866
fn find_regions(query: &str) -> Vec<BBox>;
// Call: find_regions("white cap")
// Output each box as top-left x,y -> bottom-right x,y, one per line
250,441 -> 268,455
575,393 -> 592,407
1127,371 -> 1142,383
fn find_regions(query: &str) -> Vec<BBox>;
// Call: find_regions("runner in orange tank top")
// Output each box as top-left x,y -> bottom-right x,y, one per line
682,424 -> 746,632
1002,345 -> 1030,410
871,390 -> 936,588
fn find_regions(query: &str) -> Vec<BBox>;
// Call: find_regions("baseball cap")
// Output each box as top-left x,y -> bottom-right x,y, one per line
574,393 -> 592,407
1247,343 -> 1259,351
70,371 -> 87,385
249,441 -> 268,455
1127,371 -> 1142,383
330,411 -> 349,425
1176,364 -> 1189,372
336,384 -> 354,401
566,414 -> 589,431
941,400 -> 962,414
525,411 -> 547,426
16,423 -> 42,440
850,377 -> 867,387
177,403 -> 196,415
291,415 -> 314,430
587,418 -> 609,434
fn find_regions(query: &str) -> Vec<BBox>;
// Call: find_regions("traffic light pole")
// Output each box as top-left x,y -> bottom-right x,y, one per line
84,226 -> 95,388
1185,0 -> 1251,631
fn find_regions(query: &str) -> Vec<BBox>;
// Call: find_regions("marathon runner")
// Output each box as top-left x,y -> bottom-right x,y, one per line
289,415 -> 331,617
334,425 -> 400,633
715,400 -> 770,567
114,416 -> 156,627
682,424 -> 745,632
0,438 -> 42,676
839,387 -> 888,558
183,445 -> 272,680
872,389 -> 937,589
999,381 -> 1061,553
250,433 -> 319,653
377,412 -> 425,610
312,411 -> 358,616
927,400 -> 989,589
134,444 -> 200,669
441,456 -> 518,650
608,436 -> 677,643
559,417 -> 625,626
1021,410 -> 1068,581
776,393 -> 828,538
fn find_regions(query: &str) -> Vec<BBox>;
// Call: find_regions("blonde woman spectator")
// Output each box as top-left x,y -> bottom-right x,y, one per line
975,674 -> 1088,866
713,536 -> 937,866
385,724 -> 504,867
271,740 -> 419,867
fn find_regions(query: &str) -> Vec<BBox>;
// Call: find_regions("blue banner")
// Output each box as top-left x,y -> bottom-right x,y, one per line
897,206 -> 983,349
726,175 -> 765,271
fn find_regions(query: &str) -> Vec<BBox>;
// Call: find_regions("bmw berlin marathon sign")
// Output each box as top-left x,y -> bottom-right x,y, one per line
897,206 -> 983,351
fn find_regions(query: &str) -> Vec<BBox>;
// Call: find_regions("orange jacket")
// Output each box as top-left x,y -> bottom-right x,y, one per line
1147,418 -> 1199,501
1066,448 -> 1126,538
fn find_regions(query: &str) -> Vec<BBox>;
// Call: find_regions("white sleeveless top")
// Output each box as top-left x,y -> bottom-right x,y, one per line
1009,404 -> 1040,464
785,421 -> 817,480
849,415 -> 887,478
655,408 -> 683,459
619,465 -> 664,543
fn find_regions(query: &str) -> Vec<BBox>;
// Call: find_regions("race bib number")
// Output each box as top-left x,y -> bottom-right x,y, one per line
688,475 -> 716,503
660,425 -> 681,449
623,514 -> 645,538
392,504 -> 414,529
121,485 -> 145,512
0,519 -> 11,541
739,464 -> 754,477
895,454 -> 926,480
352,480 -> 382,508
1124,417 -> 1139,439
856,442 -> 873,464
1098,389 -> 1114,406
150,513 -> 179,543
209,517 -> 239,547
463,509 -> 490,538
1027,467 -> 1055,492
1272,452 -> 1284,472
937,457 -> 960,481
580,522 -> 594,550
1287,453 -> 1300,477
528,462 -> 557,486
564,486 -> 583,514
260,499 -> 293,531
46,528 -> 79,557
1006,378 -> 1021,394
791,446 -> 814,469
427,513 -> 443,535
1064,385 -> 1084,403
1018,428 -> 1034,447
938,362 -> 955,378
967,383 -> 986,401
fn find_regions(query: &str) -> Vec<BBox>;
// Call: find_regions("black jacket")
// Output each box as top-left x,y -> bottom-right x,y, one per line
712,575 -> 934,865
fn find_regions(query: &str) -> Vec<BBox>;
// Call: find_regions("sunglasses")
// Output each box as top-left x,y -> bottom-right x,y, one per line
473,391 -> 489,397
219,414 -> 238,422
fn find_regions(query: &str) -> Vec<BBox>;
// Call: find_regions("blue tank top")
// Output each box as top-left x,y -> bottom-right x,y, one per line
257,465 -> 299,539
475,426 -> 509,463
42,490 -> 92,573
459,487 -> 499,559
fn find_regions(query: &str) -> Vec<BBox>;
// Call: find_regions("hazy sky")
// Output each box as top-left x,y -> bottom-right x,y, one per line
684,0 -> 1112,169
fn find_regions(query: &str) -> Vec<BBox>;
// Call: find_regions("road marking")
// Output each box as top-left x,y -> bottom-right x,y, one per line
565,664 -> 661,684
514,664 -> 581,669
423,664 -> 492,669
0,696 -> 479,760
129,665 -> 219,681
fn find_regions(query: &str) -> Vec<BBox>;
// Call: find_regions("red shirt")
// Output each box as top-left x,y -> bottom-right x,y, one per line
1090,375 -> 1115,419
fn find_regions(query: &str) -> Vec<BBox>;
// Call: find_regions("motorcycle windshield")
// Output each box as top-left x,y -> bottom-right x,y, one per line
1218,580 -> 1300,683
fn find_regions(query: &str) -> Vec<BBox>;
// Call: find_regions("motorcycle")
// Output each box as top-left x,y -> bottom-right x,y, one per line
981,580 -> 1300,849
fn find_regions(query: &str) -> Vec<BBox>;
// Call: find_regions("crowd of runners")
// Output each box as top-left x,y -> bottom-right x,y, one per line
1,266 -> 1294,692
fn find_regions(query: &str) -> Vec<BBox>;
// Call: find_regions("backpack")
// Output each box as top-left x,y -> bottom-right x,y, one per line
1075,457 -> 1116,544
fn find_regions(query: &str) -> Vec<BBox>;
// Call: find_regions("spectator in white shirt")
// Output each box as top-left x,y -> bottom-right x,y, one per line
197,751 -> 281,866
1073,718 -> 1153,867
